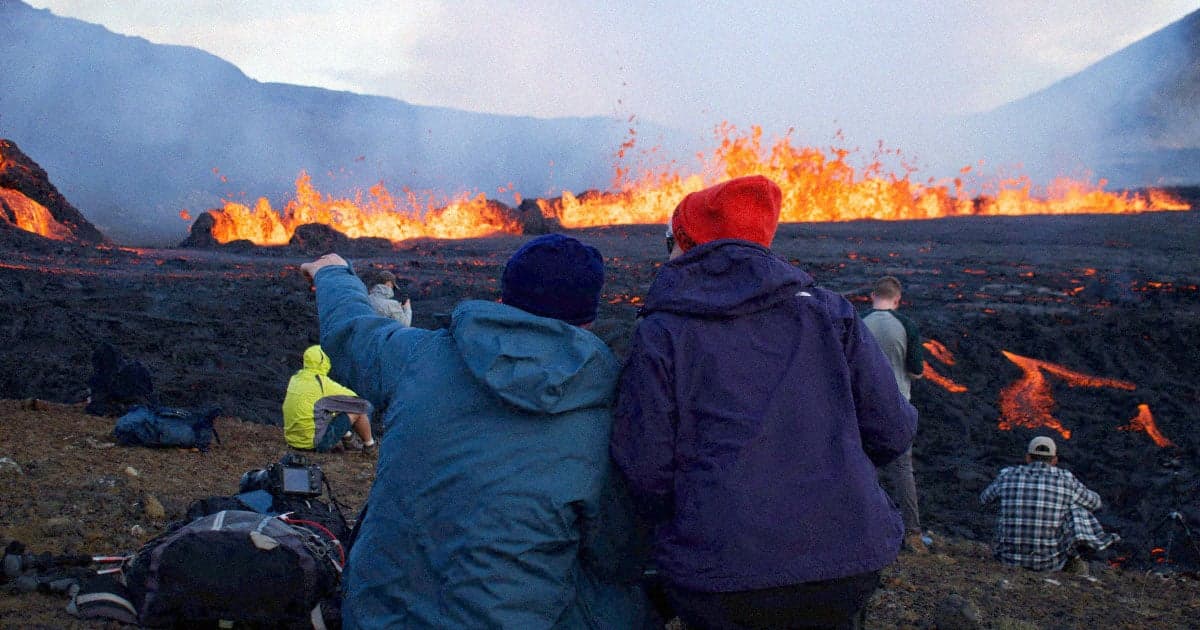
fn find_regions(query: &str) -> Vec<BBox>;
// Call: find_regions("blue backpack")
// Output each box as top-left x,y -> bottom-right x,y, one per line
113,406 -> 221,451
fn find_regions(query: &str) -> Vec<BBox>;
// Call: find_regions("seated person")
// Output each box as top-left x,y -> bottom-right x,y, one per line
980,436 -> 1119,572
365,270 -> 412,326
282,345 -> 376,453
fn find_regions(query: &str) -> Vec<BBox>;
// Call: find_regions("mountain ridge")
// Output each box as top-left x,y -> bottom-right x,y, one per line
965,8 -> 1200,186
0,0 -> 669,244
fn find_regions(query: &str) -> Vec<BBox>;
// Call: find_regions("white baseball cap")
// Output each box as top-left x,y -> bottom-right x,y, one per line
1028,436 -> 1057,457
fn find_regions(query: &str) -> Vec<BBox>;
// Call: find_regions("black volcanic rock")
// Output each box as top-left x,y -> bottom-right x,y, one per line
288,222 -> 351,254
179,211 -> 219,248
516,199 -> 561,235
0,138 -> 105,243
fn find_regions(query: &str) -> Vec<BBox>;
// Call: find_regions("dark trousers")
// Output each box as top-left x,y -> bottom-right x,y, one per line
880,447 -> 920,532
665,571 -> 880,630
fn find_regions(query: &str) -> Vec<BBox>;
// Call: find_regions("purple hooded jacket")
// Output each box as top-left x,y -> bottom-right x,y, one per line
611,240 -> 917,592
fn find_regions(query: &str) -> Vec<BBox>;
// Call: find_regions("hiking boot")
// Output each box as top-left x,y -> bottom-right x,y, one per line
360,441 -> 378,457
904,531 -> 929,554
1064,556 -> 1090,576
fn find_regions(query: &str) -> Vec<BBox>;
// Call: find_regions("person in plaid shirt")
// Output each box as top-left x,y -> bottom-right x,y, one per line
980,436 -> 1119,571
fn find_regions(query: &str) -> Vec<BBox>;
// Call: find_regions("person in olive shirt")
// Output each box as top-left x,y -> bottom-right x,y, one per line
862,275 -> 927,553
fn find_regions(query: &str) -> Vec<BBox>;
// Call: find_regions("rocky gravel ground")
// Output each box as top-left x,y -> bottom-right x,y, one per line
2,401 -> 1197,629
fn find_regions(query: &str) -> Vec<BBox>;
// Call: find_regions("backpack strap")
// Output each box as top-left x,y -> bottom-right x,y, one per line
68,574 -> 138,625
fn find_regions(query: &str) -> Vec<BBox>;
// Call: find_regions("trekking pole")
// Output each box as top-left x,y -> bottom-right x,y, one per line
4,542 -> 130,578
1168,511 -> 1200,565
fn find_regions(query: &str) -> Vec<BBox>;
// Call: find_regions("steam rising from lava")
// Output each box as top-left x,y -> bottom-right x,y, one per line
195,126 -> 1192,245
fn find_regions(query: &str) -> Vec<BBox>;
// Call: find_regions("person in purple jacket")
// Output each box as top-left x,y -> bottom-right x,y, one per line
611,175 -> 918,629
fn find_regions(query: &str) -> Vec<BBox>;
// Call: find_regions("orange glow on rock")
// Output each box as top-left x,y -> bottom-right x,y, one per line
195,126 -> 1192,245
998,351 -> 1136,439
1118,403 -> 1175,448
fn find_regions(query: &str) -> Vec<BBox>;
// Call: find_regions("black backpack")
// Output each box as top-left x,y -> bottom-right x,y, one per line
124,510 -> 343,628
184,492 -> 351,548
85,342 -> 156,416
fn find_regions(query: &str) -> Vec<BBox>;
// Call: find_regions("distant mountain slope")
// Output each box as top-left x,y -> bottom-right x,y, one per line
967,8 -> 1200,186
0,0 -> 664,244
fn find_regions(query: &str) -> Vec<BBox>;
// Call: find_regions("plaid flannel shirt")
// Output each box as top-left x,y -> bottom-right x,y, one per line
980,462 -> 1116,571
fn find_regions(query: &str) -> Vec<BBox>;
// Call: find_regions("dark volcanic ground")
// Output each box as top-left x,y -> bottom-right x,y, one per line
2,205 -> 1199,575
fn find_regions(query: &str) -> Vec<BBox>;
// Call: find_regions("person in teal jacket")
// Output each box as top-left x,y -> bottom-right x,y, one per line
300,235 -> 651,629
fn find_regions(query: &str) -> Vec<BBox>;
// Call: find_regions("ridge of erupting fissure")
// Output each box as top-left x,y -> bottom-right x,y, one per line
193,126 -> 1192,246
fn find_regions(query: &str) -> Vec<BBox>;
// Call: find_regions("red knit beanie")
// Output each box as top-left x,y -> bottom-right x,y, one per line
670,175 -> 782,252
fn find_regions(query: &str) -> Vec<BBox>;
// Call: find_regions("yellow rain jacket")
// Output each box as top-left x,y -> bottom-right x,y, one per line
282,345 -> 359,449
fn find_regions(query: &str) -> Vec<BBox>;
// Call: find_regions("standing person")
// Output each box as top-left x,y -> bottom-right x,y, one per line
861,276 -> 928,553
300,234 -> 650,629
364,269 -> 412,326
282,344 -> 376,453
612,176 -> 917,629
981,437 -> 1119,574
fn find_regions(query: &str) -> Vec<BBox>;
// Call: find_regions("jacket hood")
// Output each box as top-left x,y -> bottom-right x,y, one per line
368,284 -> 393,298
301,345 -> 332,375
642,240 -> 815,318
451,300 -> 619,415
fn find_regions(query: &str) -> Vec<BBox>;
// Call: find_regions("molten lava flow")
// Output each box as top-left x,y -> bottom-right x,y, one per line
197,125 -> 1192,245
923,363 -> 968,393
0,188 -> 73,239
924,339 -> 956,365
921,339 -> 968,392
998,351 -> 1136,439
1118,404 -> 1175,448
206,173 -> 521,245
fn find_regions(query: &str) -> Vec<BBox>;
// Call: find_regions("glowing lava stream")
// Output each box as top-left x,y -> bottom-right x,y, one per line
0,188 -> 73,239
1118,403 -> 1175,448
998,351 -> 1136,439
922,339 -> 968,393
195,125 -> 1192,245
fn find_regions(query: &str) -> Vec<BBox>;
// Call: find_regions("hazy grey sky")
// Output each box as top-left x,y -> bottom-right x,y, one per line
26,1 -> 1199,144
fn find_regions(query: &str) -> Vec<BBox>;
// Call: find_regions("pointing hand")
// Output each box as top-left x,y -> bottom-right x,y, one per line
300,253 -> 349,281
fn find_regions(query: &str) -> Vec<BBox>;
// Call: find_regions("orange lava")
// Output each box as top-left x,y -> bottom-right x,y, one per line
921,339 -> 968,392
205,173 -> 521,244
0,189 -> 73,239
1118,403 -> 1175,448
998,351 -> 1136,439
924,339 -> 957,365
923,362 -> 968,393
197,125 -> 1192,245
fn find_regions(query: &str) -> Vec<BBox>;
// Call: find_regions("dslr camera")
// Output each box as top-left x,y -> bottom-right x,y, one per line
240,453 -> 325,498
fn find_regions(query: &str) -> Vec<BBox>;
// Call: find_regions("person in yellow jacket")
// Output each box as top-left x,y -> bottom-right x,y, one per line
283,345 -> 376,452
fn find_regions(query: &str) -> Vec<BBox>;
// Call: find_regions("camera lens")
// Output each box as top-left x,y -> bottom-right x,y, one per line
239,469 -> 271,493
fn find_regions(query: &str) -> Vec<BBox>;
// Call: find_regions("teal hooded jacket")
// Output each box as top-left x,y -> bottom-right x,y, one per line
313,265 -> 650,629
